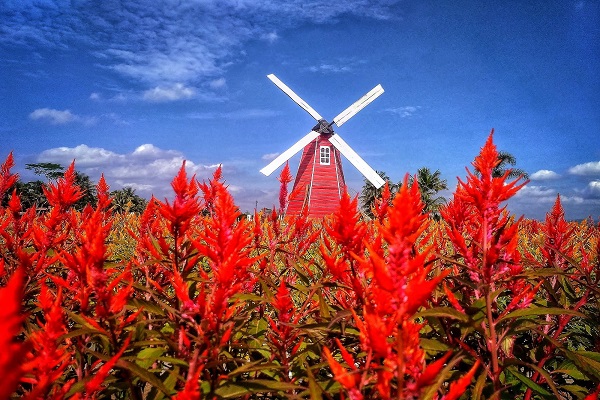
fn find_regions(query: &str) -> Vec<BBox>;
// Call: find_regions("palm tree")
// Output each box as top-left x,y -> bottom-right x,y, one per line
111,187 -> 148,213
493,151 -> 529,179
415,167 -> 448,219
360,171 -> 396,218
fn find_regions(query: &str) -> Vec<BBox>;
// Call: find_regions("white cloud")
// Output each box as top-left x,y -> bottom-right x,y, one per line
560,195 -> 586,205
143,83 -> 196,102
37,144 -> 219,199
261,31 -> 279,43
29,108 -> 98,125
568,161 -> 600,176
308,64 -> 351,73
530,169 -> 560,180
3,1 -> 400,99
586,180 -> 600,198
209,78 -> 227,90
29,108 -> 76,124
513,185 -> 557,203
384,106 -> 421,118
262,152 -> 280,161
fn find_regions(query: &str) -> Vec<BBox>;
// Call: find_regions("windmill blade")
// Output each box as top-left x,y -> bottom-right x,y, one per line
267,74 -> 323,121
260,130 -> 320,176
329,134 -> 385,188
333,84 -> 384,127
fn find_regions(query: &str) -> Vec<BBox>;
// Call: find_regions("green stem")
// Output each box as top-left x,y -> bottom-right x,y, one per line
485,288 -> 500,391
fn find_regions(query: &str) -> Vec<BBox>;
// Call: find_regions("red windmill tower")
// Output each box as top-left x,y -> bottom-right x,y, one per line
261,74 -> 385,217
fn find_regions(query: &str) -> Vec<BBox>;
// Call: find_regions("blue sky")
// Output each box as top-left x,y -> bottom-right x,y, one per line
1,0 -> 599,220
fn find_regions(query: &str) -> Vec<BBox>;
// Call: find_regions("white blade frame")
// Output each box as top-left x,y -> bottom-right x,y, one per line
333,84 -> 384,127
260,130 -> 320,176
329,134 -> 385,188
267,74 -> 323,121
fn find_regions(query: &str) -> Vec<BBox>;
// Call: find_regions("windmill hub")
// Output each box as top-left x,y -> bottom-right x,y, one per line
313,119 -> 334,135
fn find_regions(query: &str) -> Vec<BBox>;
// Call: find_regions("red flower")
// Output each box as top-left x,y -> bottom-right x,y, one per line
0,269 -> 29,399
43,161 -> 83,210
85,334 -> 132,395
0,152 -> 18,200
323,346 -> 360,393
443,360 -> 480,400
277,162 -> 293,213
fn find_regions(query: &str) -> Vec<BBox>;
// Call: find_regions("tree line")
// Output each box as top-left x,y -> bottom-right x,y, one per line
2,162 -> 148,213
360,151 -> 528,220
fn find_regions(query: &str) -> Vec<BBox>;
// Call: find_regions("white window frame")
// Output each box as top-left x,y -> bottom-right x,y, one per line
320,146 -> 330,165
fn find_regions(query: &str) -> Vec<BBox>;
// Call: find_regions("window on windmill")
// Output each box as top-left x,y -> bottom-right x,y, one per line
320,146 -> 330,165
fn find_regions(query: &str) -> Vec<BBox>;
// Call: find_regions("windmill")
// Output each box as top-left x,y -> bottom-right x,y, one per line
260,74 -> 385,217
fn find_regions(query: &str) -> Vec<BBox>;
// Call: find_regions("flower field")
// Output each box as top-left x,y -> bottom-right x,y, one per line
1,133 -> 599,399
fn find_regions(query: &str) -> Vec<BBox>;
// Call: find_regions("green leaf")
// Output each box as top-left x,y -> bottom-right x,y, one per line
317,288 -> 331,319
129,298 -> 164,315
505,359 -> 561,398
213,379 -> 302,398
471,368 -> 487,400
226,360 -> 281,378
507,366 -> 552,398
306,364 -> 324,400
556,360 -> 589,381
66,311 -> 107,336
87,349 -> 173,396
497,307 -> 585,324
420,338 -> 451,352
415,307 -> 469,322
563,350 -> 600,381
535,331 -> 600,381
152,366 -> 181,400
136,347 -> 165,369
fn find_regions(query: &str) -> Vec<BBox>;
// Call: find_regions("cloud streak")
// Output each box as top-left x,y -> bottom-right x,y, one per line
569,161 -> 600,176
530,169 -> 560,180
384,106 -> 421,118
1,0 -> 400,93
29,108 -> 97,125
143,83 -> 196,102
29,108 -> 76,124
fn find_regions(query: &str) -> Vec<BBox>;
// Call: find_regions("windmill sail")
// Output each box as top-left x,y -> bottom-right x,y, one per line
333,84 -> 384,127
267,74 -> 322,121
260,130 -> 320,176
328,134 -> 385,188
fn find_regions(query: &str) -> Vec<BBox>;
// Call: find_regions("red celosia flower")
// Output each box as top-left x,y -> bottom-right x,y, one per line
539,195 -> 575,270
173,360 -> 203,400
0,269 -> 29,399
159,161 -> 201,237
443,283 -> 465,313
323,346 -> 361,393
277,162 -> 293,213
0,152 -> 19,200
584,384 -> 600,400
416,351 -> 453,389
23,284 -> 72,399
85,334 -> 132,395
443,359 -> 480,400
43,161 -> 83,210
373,181 -> 393,222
